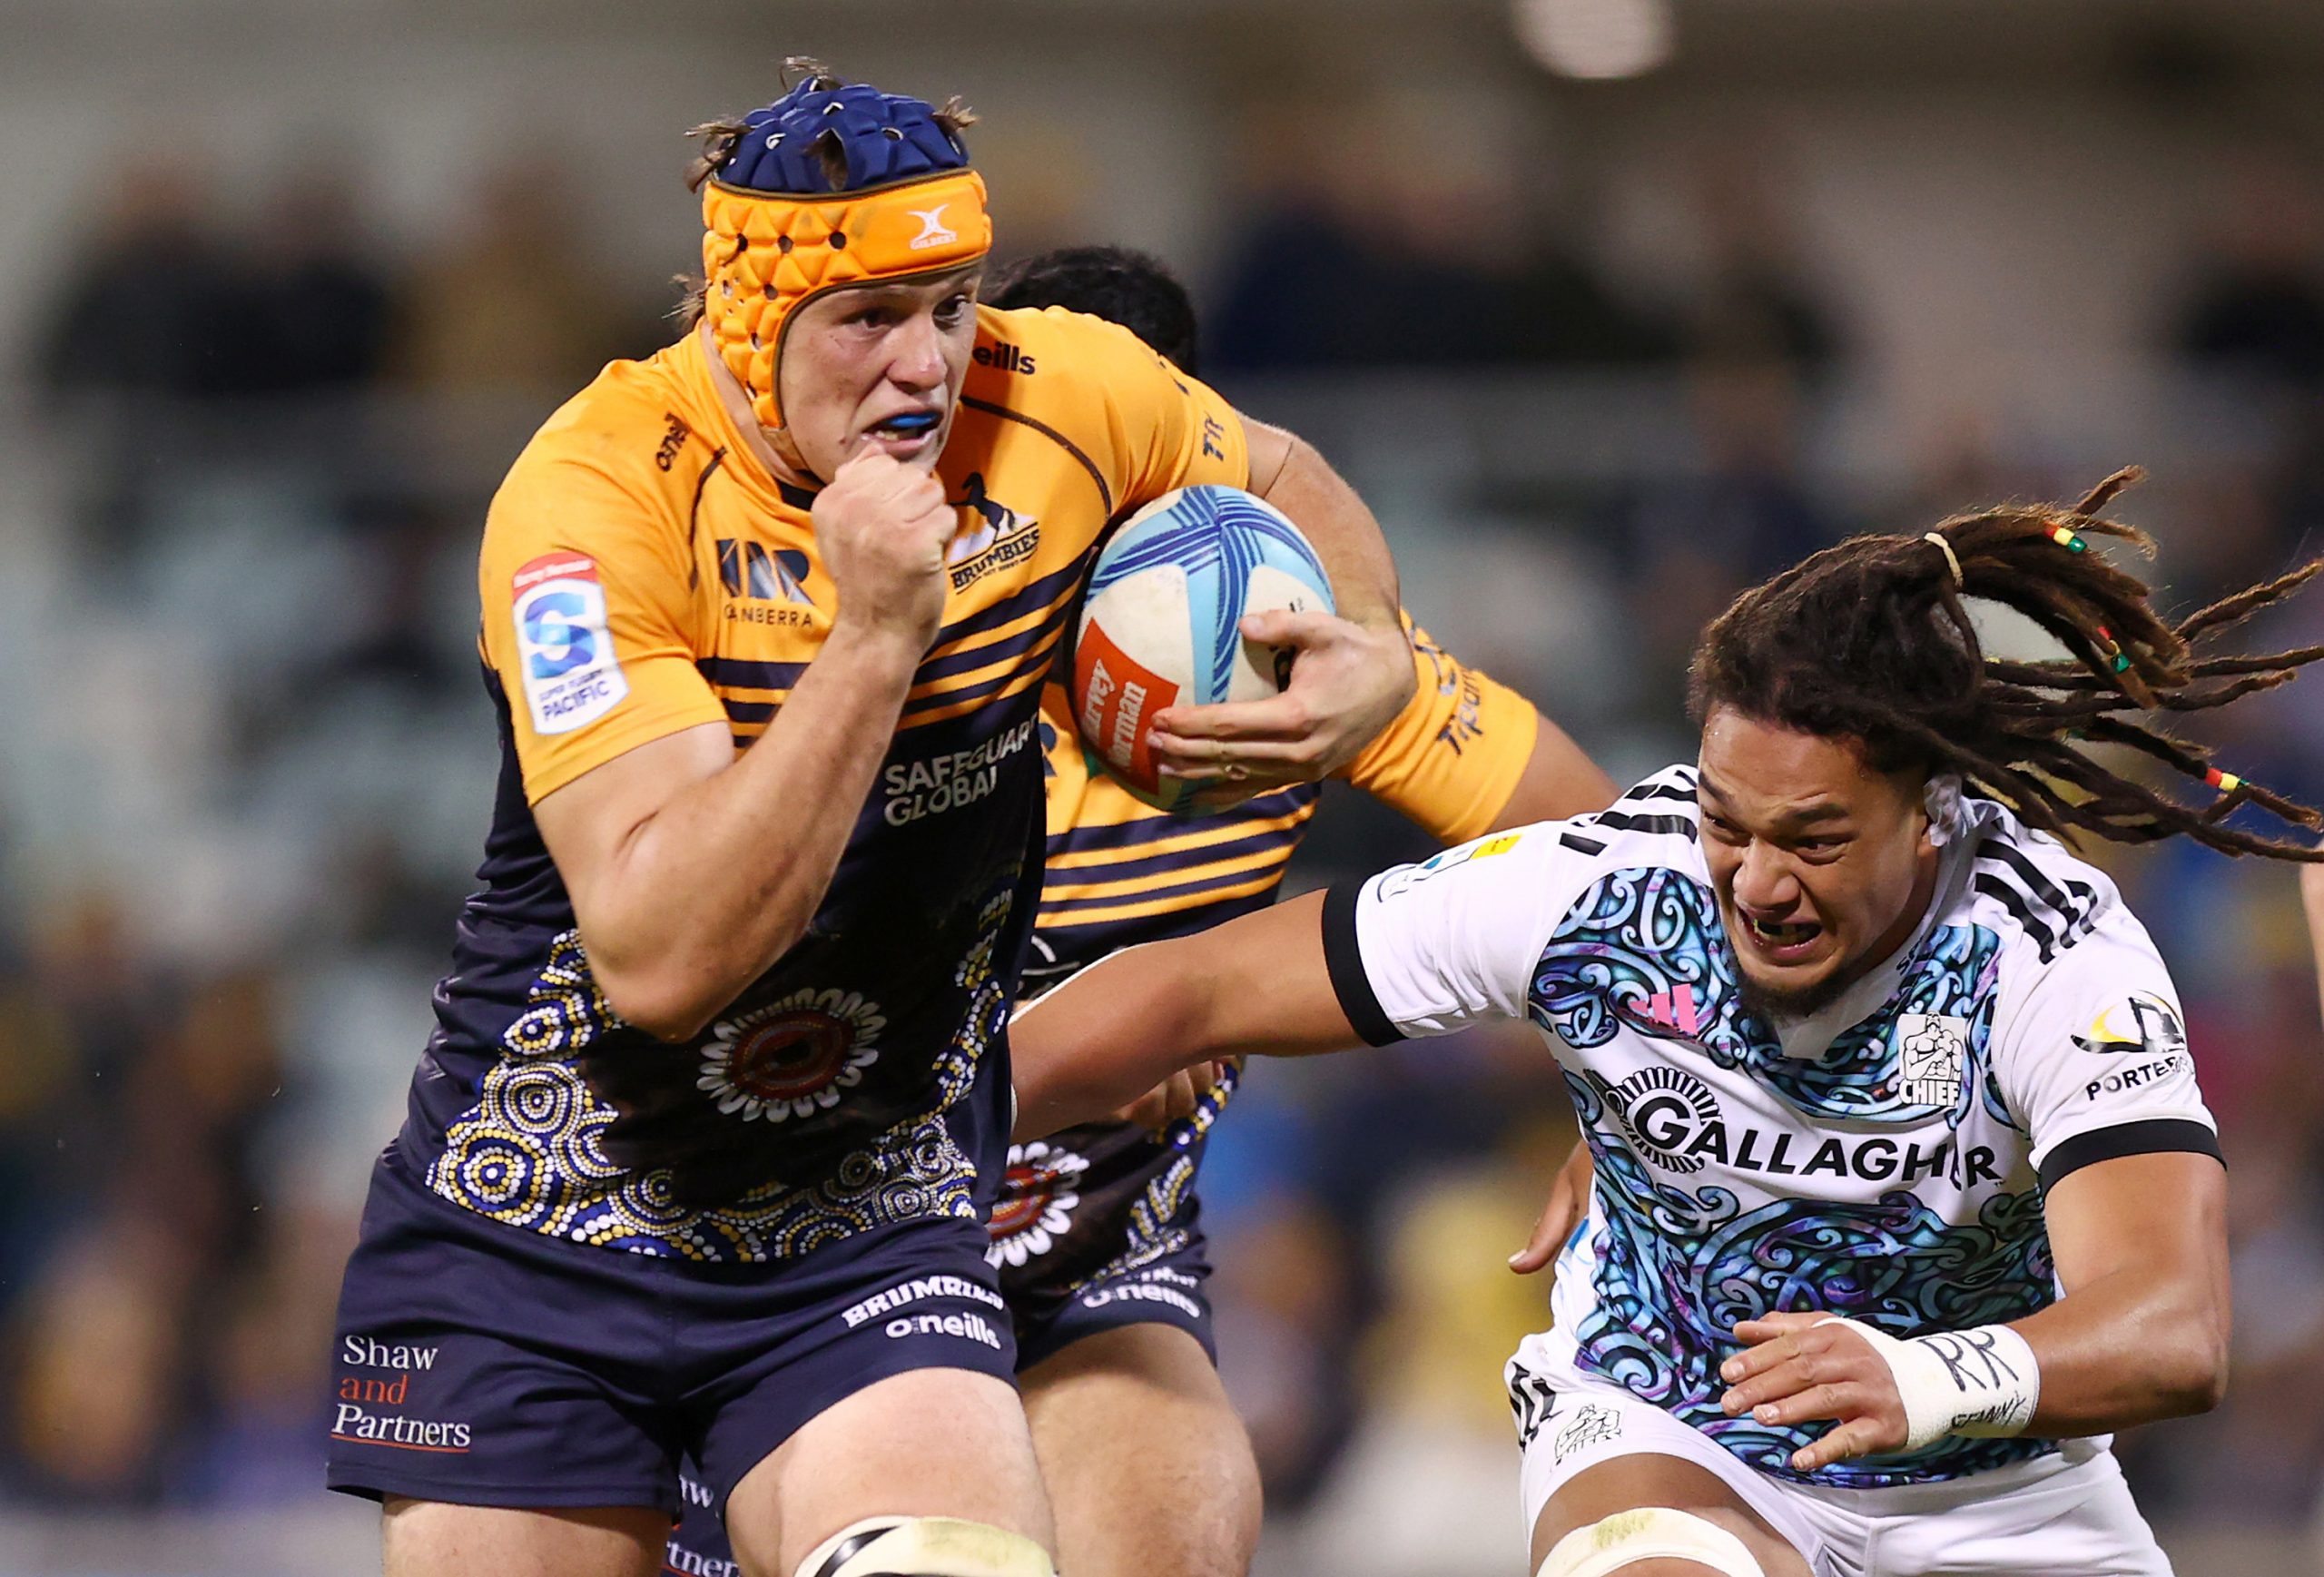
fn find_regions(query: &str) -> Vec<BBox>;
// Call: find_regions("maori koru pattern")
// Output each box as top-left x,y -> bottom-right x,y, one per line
1532,867 -> 2014,1128
1542,872 -> 2057,1485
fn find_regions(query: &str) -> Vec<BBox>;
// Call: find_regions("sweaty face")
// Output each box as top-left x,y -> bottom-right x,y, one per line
773,267 -> 981,481
1697,707 -> 1939,1020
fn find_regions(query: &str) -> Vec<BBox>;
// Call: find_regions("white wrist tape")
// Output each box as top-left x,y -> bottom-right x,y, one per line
1811,1316 -> 2039,1451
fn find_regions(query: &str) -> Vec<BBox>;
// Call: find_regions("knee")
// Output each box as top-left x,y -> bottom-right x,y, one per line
795,1516 -> 1057,1577
1534,1508 -> 1766,1577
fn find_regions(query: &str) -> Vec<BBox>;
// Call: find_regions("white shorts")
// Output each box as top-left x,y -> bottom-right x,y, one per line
1506,1330 -> 2171,1577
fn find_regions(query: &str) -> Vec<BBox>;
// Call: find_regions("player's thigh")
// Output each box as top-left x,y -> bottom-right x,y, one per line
381,1497 -> 666,1577
724,1365 -> 1053,1577
1020,1322 -> 1261,1577
1531,1455 -> 1813,1577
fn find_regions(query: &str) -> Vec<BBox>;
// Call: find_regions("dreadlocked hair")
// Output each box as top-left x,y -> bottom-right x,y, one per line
1687,468 -> 2324,862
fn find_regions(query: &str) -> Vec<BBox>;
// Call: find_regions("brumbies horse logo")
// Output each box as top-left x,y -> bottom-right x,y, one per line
946,472 -> 1040,588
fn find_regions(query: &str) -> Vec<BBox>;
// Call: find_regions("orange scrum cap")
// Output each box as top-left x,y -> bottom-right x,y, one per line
698,70 -> 993,434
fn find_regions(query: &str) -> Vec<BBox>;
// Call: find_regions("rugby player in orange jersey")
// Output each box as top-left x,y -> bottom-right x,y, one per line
323,64 -> 1421,1577
660,244 -> 1616,1577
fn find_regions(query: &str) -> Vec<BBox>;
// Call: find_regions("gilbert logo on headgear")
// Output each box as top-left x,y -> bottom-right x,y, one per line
910,205 -> 959,251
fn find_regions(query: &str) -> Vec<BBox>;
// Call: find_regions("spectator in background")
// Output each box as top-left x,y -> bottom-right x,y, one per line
2164,151 -> 2324,608
33,154 -> 247,401
1683,136 -> 1843,376
390,160 -> 645,395
1206,94 -> 1665,371
2171,152 -> 2324,391
235,156 -> 396,397
7,1224 -> 189,1505
1621,353 -> 1837,695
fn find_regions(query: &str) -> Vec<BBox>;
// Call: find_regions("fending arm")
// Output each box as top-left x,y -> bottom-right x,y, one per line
1010,892 -> 1359,1139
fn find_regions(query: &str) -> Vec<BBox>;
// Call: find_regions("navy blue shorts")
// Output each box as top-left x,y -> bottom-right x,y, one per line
325,1146 -> 1016,1517
661,1118 -> 1221,1566
990,1111 -> 1220,1374
1010,1233 -> 1215,1372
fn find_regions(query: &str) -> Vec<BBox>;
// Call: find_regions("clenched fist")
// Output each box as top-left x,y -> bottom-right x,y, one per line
812,451 -> 957,650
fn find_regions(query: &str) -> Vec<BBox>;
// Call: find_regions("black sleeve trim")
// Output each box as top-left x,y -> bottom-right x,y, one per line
2038,1119 -> 2223,1192
1322,882 -> 1405,1047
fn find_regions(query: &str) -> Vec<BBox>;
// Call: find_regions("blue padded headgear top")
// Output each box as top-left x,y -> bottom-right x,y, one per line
717,78 -> 970,195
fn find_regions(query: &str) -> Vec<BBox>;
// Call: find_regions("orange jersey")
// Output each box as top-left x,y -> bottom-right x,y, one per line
416,306 -> 1247,1263
1026,618 -> 1539,988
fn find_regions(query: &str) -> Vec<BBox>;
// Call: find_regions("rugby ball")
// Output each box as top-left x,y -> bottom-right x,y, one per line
1071,485 -> 1335,811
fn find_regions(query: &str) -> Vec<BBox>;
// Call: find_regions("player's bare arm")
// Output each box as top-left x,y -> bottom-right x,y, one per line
1149,421 -> 1413,790
1010,891 -> 1347,1139
535,448 -> 955,1040
1718,1148 -> 2228,1473
1490,712 -> 1615,825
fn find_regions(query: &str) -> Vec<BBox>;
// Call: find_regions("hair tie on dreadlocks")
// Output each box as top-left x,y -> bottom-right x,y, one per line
1923,532 -> 1964,592
1688,467 -> 2324,862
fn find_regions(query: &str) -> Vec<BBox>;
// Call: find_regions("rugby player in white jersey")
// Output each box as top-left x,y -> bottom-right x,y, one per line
1011,472 -> 2324,1576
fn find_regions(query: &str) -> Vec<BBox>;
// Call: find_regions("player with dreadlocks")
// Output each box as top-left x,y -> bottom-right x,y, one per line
1008,473 -> 2324,1576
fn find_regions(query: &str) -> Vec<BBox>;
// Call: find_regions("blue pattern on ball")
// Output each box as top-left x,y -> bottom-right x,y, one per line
1085,486 -> 1334,711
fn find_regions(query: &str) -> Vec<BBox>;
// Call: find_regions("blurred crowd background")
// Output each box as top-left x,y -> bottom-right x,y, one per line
3,1 -> 2324,1572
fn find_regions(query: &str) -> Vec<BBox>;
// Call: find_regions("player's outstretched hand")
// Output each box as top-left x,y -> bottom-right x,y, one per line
812,450 -> 956,650
1510,1138 -> 1594,1275
1719,1312 -> 1910,1472
1147,609 -> 1414,804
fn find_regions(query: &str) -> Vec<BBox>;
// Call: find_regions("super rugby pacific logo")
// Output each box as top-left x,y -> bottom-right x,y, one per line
511,552 -> 626,735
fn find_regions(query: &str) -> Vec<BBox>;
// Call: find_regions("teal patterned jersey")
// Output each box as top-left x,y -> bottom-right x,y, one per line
1326,765 -> 2219,1488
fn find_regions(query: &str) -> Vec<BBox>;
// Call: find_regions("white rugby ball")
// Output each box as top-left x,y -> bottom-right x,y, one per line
1070,485 -> 1335,811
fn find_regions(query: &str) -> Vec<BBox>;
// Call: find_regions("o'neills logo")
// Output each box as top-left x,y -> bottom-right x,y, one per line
885,1308 -> 1004,1348
972,340 -> 1037,374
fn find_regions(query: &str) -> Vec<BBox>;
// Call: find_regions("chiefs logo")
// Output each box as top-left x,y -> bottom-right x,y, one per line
696,989 -> 884,1123
986,1141 -> 1089,1267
